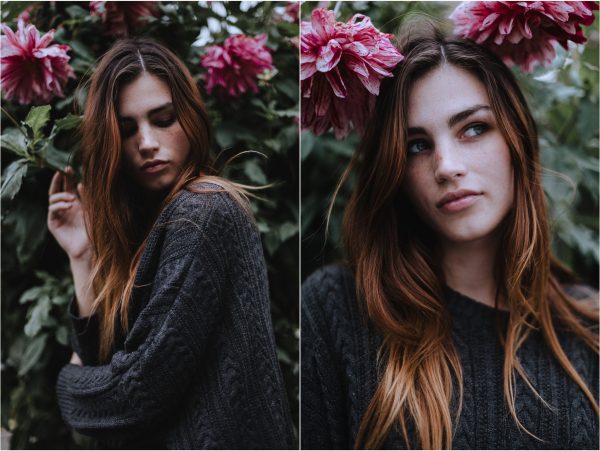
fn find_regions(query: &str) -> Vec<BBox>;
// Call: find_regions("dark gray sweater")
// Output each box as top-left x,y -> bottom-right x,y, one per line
301,264 -> 599,450
56,184 -> 295,449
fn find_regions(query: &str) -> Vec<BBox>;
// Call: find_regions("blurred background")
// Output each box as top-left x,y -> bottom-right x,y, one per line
301,1 -> 599,290
1,1 -> 298,448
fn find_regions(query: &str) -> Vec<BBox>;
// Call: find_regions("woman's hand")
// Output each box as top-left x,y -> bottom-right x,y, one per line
70,352 -> 83,366
47,166 -> 91,261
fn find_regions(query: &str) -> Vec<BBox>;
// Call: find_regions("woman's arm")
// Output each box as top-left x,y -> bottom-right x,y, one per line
55,193 -> 235,440
48,168 -> 99,364
47,167 -> 95,317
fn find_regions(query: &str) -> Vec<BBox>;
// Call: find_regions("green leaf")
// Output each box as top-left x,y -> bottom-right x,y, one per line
18,334 -> 47,376
279,221 -> 297,243
274,78 -> 299,102
68,41 -> 95,62
1,127 -> 28,157
44,143 -> 72,172
52,293 -> 71,306
55,114 -> 82,131
301,132 -> 315,160
19,287 -> 45,304
2,197 -> 48,269
274,108 -> 299,118
56,326 -> 69,346
243,159 -> 267,184
34,271 -> 55,284
65,4 -> 89,18
257,221 -> 270,233
24,295 -> 52,337
24,105 -> 51,141
1,159 -> 28,201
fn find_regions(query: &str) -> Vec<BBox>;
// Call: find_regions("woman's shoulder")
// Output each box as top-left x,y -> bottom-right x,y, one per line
302,264 -> 355,303
169,182 -> 249,220
153,181 -> 257,254
302,264 -> 367,332
158,181 -> 254,236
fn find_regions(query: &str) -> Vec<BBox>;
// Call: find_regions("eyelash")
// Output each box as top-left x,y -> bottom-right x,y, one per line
406,122 -> 490,155
119,115 -> 176,138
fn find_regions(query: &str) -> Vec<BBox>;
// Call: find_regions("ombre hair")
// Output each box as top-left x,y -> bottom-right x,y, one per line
331,28 -> 599,449
80,38 -> 249,362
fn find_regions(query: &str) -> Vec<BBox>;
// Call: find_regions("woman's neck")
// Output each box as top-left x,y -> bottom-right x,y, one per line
440,233 -> 506,309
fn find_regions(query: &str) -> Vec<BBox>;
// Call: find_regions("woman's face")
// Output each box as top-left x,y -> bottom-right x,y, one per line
118,72 -> 191,192
402,64 -> 514,245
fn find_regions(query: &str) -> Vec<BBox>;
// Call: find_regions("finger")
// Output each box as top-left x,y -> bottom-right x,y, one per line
49,193 -> 77,204
77,183 -> 84,200
49,171 -> 62,196
49,201 -> 73,213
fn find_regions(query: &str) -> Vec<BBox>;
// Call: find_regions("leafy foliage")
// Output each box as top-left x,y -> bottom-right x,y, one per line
301,1 -> 599,289
1,1 -> 298,448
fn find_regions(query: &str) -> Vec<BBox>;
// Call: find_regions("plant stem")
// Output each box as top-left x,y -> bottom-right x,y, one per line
0,106 -> 27,137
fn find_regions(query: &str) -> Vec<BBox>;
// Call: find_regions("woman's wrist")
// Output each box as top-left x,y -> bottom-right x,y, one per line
68,246 -> 92,264
69,249 -> 95,318
69,352 -> 83,366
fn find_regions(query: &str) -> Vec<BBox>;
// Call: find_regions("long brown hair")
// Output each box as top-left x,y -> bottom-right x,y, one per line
80,38 -> 248,362
333,29 -> 599,449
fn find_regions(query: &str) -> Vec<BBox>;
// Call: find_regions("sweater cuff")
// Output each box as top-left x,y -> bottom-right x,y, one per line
68,297 -> 100,366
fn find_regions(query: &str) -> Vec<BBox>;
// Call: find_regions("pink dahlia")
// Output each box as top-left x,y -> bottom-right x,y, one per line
280,2 -> 299,23
18,6 -> 33,24
201,34 -> 274,98
450,1 -> 599,73
89,1 -> 159,38
1,20 -> 75,105
301,8 -> 404,139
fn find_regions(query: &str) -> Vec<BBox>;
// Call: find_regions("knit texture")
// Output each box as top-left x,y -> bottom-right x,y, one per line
56,183 -> 295,449
301,264 -> 599,450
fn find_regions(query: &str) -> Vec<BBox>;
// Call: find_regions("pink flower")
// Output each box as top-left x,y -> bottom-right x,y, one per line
301,8 -> 404,139
1,20 -> 75,105
89,1 -> 159,38
201,34 -> 274,98
280,2 -> 299,23
450,1 -> 599,73
18,6 -> 33,24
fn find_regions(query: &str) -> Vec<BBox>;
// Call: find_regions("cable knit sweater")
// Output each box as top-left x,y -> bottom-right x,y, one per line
301,264 -> 599,450
56,184 -> 295,449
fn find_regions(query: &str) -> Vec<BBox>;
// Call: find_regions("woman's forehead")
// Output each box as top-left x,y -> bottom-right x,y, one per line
118,72 -> 172,118
407,65 -> 491,129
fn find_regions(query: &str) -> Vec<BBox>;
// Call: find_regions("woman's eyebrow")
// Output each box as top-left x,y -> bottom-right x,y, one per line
407,105 -> 491,136
447,104 -> 490,128
118,102 -> 173,120
407,126 -> 427,136
147,102 -> 173,116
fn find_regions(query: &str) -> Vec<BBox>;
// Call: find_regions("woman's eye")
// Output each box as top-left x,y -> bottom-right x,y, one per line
120,123 -> 136,138
154,115 -> 175,127
407,139 -> 430,155
463,123 -> 488,138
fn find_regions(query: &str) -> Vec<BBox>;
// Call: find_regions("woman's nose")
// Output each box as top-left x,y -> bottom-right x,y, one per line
433,141 -> 467,184
137,123 -> 159,154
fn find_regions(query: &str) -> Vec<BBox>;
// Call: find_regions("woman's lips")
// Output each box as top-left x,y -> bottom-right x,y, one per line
437,190 -> 483,213
141,161 -> 168,173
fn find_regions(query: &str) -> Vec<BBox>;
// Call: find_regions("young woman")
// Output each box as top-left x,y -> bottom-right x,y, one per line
301,29 -> 599,449
49,38 -> 295,449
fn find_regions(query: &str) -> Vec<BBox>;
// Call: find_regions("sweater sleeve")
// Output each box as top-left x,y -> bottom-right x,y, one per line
301,268 -> 351,450
56,192 -> 235,440
68,298 -> 100,366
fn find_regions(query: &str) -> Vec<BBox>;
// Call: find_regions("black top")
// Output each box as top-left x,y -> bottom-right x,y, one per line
56,183 -> 296,449
301,264 -> 599,450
